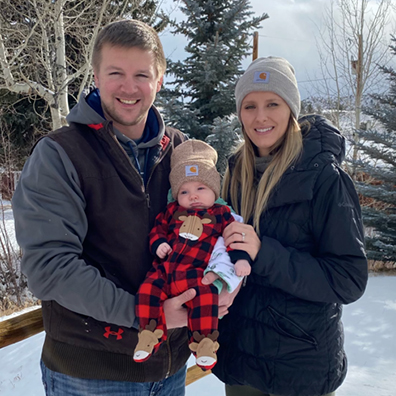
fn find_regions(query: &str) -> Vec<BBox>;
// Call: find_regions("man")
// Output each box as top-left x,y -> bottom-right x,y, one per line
12,19 -> 196,395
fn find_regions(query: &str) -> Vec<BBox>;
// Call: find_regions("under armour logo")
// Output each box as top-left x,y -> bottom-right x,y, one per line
103,326 -> 124,340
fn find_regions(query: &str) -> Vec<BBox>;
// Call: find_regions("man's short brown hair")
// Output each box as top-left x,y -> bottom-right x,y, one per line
92,19 -> 166,76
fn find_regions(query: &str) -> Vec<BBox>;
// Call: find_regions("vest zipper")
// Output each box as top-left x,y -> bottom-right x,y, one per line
105,128 -> 146,188
146,193 -> 150,208
144,142 -> 172,209
165,330 -> 172,378
146,139 -> 172,190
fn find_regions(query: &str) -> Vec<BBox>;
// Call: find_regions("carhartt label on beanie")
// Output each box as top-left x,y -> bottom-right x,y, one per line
235,56 -> 301,120
185,165 -> 199,177
253,71 -> 270,83
170,140 -> 220,200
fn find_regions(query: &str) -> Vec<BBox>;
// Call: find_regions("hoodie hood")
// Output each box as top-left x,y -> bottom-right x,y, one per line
67,89 -> 105,126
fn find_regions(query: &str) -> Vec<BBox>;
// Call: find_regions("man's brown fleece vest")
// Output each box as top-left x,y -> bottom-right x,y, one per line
39,121 -> 190,382
49,121 -> 184,293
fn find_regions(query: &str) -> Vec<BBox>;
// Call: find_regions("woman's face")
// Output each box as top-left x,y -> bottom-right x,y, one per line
240,91 -> 291,157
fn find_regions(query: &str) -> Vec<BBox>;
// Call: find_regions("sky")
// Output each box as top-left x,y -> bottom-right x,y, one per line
158,0 -> 329,99
158,0 -> 396,100
1,274 -> 396,396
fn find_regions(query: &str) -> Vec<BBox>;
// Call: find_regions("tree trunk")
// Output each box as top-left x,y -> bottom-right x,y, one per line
352,27 -> 364,179
54,0 -> 69,126
50,107 -> 63,131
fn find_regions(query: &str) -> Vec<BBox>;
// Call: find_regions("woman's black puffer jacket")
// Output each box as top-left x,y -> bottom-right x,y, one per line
212,115 -> 368,396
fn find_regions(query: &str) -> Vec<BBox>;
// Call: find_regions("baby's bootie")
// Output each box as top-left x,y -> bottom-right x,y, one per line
133,320 -> 164,363
189,331 -> 220,370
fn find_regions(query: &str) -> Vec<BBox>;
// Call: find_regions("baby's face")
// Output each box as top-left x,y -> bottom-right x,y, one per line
177,181 -> 216,209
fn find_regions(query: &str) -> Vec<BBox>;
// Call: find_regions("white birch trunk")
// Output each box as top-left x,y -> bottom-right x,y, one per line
54,0 -> 69,125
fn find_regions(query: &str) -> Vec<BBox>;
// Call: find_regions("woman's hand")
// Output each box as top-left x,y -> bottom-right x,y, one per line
223,222 -> 261,261
202,272 -> 242,317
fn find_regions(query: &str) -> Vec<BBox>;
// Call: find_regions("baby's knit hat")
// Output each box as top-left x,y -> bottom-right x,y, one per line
170,140 -> 220,200
235,56 -> 301,120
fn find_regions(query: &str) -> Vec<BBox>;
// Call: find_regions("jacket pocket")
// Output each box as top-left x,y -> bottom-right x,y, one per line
267,306 -> 317,346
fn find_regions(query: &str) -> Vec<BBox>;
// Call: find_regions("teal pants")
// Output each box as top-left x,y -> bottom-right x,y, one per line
225,384 -> 336,396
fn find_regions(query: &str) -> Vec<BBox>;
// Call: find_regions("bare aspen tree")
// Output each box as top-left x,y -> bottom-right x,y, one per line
312,0 -> 393,149
0,0 -> 163,131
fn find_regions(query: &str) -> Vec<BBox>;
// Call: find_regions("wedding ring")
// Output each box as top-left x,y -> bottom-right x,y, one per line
241,232 -> 246,242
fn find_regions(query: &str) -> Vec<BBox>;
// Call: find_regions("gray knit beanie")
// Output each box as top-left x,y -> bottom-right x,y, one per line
170,140 -> 220,200
235,56 -> 300,120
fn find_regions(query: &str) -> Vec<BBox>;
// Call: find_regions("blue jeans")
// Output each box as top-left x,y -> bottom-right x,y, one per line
40,360 -> 187,396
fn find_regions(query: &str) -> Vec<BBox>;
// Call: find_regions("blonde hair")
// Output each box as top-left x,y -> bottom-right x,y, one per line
222,115 -> 303,233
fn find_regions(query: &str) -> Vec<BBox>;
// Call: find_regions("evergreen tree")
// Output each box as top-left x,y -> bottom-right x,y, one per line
354,35 -> 396,262
206,115 -> 242,176
158,0 -> 268,140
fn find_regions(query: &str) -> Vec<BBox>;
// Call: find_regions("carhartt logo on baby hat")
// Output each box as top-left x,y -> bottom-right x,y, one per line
186,165 -> 199,176
253,71 -> 270,83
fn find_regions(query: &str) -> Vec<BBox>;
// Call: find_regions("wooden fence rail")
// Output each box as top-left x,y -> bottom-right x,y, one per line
0,307 -> 211,386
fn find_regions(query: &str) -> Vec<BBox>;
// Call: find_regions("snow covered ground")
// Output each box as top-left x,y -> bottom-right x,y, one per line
1,274 -> 395,396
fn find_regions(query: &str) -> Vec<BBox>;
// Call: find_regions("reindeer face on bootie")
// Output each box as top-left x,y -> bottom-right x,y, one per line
133,320 -> 164,363
189,331 -> 220,371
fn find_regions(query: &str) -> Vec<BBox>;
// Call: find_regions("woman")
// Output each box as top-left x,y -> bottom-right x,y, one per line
209,57 -> 368,396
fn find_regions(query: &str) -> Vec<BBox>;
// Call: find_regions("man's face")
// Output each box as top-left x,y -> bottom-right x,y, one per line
94,45 -> 163,139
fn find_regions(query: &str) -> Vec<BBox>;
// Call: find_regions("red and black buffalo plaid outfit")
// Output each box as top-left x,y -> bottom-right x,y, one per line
135,201 -> 249,346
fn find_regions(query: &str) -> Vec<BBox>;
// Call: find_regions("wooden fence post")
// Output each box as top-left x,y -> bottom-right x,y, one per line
0,307 -> 43,348
253,31 -> 259,61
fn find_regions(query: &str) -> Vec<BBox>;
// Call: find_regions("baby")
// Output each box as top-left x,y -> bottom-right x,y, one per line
134,140 -> 251,370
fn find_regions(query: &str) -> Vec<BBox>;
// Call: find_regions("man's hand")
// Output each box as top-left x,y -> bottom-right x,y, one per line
156,242 -> 172,259
202,272 -> 242,317
164,288 -> 196,329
